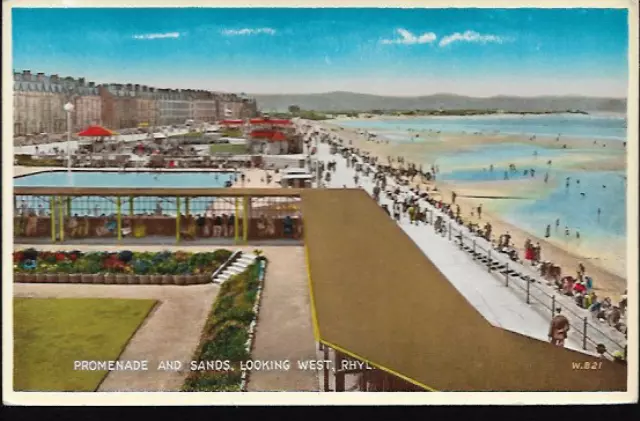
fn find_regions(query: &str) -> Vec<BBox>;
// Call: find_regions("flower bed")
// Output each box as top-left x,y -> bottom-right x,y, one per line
182,256 -> 267,392
13,249 -> 233,285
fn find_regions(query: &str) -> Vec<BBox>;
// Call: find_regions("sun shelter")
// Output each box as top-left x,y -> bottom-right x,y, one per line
77,125 -> 119,156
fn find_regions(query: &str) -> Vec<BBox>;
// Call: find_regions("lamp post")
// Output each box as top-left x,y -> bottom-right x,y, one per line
63,102 -> 74,173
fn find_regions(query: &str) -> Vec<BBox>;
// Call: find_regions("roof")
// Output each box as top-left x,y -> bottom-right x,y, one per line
280,174 -> 313,180
299,188 -> 627,392
250,130 -> 288,141
249,118 -> 292,126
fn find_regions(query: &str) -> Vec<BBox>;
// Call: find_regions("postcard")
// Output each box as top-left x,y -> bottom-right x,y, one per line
3,0 -> 637,406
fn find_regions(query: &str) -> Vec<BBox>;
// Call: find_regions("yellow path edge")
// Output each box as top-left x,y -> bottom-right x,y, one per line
320,339 -> 439,392
304,242 -> 438,392
304,244 -> 321,341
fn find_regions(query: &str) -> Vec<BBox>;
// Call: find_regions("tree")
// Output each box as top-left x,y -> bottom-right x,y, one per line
288,105 -> 301,114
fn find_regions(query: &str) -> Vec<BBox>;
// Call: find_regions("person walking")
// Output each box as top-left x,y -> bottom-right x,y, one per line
549,308 -> 570,347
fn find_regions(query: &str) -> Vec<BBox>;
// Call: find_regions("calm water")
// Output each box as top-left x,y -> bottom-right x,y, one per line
430,143 -> 627,243
14,171 -> 237,215
336,114 -> 627,142
14,170 -> 236,188
339,114 -> 628,249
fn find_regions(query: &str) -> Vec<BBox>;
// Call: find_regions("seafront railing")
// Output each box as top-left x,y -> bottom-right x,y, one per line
13,187 -> 304,244
422,207 -> 626,360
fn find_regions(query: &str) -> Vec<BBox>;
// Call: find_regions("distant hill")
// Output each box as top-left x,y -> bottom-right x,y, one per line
251,91 -> 627,113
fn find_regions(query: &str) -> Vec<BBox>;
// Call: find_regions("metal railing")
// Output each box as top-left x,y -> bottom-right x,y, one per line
422,206 -> 626,359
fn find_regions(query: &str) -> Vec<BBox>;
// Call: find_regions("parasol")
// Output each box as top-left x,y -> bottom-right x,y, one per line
77,125 -> 119,157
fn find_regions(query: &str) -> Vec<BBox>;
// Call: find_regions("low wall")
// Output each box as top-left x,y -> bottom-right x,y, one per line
14,272 -> 212,285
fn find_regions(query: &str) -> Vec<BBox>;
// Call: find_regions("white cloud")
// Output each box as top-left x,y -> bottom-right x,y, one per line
380,28 -> 437,45
132,32 -> 181,40
438,30 -> 506,47
221,28 -> 276,36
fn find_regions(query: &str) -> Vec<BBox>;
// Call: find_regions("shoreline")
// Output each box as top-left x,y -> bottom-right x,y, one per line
313,120 -> 627,300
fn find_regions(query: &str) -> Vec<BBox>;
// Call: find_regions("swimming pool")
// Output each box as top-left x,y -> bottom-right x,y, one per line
14,170 -> 238,216
14,170 -> 237,188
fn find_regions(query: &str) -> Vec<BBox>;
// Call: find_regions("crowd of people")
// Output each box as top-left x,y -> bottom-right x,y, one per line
307,127 -> 628,355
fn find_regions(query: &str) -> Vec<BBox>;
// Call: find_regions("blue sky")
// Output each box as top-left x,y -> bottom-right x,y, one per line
12,8 -> 629,97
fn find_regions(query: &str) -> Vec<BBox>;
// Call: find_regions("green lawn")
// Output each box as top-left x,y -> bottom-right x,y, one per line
209,143 -> 248,154
13,297 -> 156,392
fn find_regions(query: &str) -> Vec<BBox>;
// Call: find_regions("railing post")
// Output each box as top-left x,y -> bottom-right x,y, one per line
185,197 -> 190,217
66,196 -> 72,216
526,275 -> 531,304
472,239 -> 476,260
176,196 -> 181,243
129,196 -> 134,216
583,317 -> 588,350
58,196 -> 64,242
505,262 -> 509,286
116,196 -> 122,241
448,221 -> 452,241
234,197 -> 240,244
242,196 -> 249,243
488,249 -> 492,272
50,196 -> 56,243
551,295 -> 556,316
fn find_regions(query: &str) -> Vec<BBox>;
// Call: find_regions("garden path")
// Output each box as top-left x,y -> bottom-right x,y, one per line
246,246 -> 319,391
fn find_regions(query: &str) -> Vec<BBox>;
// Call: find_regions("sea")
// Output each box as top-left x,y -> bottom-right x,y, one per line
334,114 -> 628,277
336,113 -> 627,142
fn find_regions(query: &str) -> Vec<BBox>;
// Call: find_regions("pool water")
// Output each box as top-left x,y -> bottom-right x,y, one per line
14,171 -> 238,216
14,170 -> 236,188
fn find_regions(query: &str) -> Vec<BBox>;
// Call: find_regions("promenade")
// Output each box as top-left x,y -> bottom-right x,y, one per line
315,141 -> 625,357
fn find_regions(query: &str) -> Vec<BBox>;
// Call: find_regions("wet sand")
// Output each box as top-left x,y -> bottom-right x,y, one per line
315,121 -> 627,301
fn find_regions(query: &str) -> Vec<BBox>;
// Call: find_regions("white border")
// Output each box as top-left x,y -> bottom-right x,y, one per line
3,0 -> 638,406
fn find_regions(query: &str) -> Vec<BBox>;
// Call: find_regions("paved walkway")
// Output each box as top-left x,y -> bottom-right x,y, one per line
246,247 -> 319,391
14,283 -> 220,392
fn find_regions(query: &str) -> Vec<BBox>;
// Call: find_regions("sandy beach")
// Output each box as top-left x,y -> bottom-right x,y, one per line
314,120 -> 627,301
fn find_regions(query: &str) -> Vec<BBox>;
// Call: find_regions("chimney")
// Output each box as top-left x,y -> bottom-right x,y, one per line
88,82 -> 95,87
78,78 -> 86,86
23,70 -> 31,80
126,83 -> 133,90
51,74 -> 59,83
37,72 -> 45,81
142,85 -> 148,92
134,84 -> 140,91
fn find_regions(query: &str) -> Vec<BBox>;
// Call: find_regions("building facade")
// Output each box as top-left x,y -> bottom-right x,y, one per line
191,90 -> 218,124
13,71 -> 101,136
14,70 -> 257,134
157,89 -> 192,126
99,83 -> 158,130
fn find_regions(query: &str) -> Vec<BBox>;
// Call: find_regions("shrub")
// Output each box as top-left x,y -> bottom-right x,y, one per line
183,257 -> 268,391
212,249 -> 233,263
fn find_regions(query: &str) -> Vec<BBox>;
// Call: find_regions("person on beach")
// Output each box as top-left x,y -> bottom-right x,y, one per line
564,226 -> 570,237
489,164 -> 494,172
544,172 -> 549,183
451,191 -> 457,204
545,224 -> 551,238
477,204 -> 483,220
504,171 -> 509,180
597,207 -> 601,222
549,308 -> 570,347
